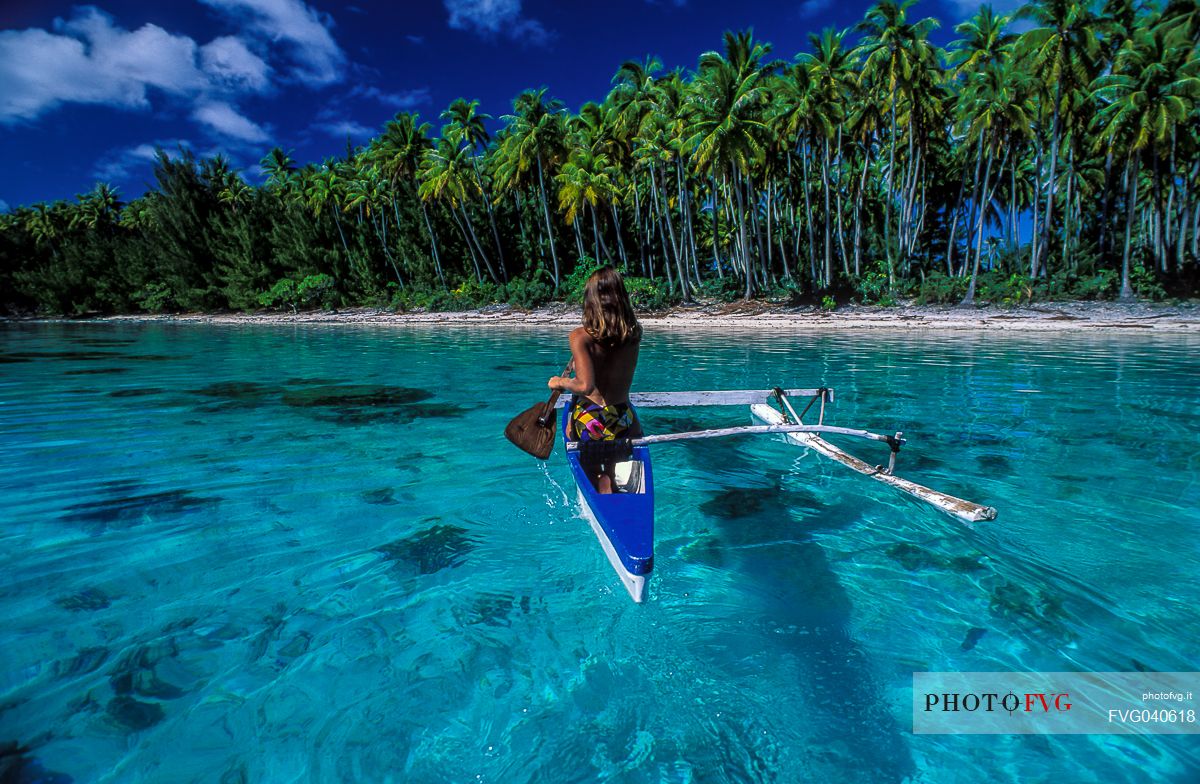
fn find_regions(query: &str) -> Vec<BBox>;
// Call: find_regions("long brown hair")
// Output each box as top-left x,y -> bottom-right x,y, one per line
582,266 -> 641,346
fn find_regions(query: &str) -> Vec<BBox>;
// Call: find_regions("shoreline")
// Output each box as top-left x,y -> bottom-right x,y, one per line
7,300 -> 1199,333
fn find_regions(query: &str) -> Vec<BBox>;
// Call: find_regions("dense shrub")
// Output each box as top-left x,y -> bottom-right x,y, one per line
503,272 -> 555,309
915,272 -> 968,305
853,262 -> 895,306
1131,265 -> 1166,300
623,276 -> 677,311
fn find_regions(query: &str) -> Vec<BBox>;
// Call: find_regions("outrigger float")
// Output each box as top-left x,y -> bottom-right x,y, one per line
560,387 -> 997,603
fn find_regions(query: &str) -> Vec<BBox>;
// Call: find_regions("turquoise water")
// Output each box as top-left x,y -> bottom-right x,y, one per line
1,322 -> 1197,783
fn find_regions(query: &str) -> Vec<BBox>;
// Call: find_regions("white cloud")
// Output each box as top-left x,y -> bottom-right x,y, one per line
200,36 -> 271,91
0,8 -> 205,122
316,119 -> 375,138
444,0 -> 550,46
193,101 -> 269,143
93,140 -> 188,181
350,85 -> 431,109
199,0 -> 345,85
800,0 -> 833,17
943,0 -> 1024,17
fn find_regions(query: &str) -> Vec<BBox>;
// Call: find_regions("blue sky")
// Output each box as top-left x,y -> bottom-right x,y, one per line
0,0 -> 1014,211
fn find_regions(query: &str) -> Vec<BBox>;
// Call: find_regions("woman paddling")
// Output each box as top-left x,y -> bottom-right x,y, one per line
547,266 -> 643,494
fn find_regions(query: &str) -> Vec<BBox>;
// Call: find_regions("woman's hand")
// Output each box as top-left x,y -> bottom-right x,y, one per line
547,376 -> 565,391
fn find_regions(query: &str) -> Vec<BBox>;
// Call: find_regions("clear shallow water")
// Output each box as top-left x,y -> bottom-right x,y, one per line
1,322 -> 1197,783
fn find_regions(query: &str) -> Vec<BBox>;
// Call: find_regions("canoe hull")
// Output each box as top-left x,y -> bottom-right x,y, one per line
561,399 -> 654,602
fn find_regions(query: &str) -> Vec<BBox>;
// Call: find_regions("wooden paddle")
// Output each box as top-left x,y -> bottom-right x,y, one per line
505,363 -> 571,459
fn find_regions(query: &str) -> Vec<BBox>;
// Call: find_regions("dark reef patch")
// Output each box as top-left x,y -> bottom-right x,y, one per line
4,350 -> 121,361
64,367 -> 128,375
960,627 -> 987,651
699,487 -> 768,520
282,384 -> 436,424
55,646 -> 110,678
54,588 -> 111,612
361,488 -> 399,505
106,696 -> 164,731
0,741 -> 74,784
976,454 -> 1013,474
61,486 -> 220,533
887,542 -> 943,571
376,522 -> 476,575
988,581 -> 1076,641
69,337 -> 138,347
108,387 -> 167,398
189,381 -> 278,410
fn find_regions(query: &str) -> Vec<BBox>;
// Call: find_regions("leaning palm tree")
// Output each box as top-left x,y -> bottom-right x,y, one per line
442,98 -> 506,280
419,137 -> 499,283
498,89 -> 568,286
370,113 -> 445,286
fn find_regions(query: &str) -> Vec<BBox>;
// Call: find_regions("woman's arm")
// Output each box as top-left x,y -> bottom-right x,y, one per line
547,328 -> 595,395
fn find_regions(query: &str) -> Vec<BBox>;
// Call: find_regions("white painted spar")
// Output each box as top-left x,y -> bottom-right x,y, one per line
554,389 -> 828,409
750,403 -> 998,523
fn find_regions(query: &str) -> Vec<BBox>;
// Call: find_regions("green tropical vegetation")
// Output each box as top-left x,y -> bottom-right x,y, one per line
2,0 -> 1199,316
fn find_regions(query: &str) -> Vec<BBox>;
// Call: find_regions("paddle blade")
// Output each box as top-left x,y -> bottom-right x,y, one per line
505,401 -> 558,459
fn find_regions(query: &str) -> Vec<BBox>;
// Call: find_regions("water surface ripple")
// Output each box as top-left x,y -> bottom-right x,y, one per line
1,323 -> 1197,782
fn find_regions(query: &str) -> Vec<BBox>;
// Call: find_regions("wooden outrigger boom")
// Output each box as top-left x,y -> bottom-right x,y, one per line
565,387 -> 996,524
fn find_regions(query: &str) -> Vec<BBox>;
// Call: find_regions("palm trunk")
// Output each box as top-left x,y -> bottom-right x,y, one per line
535,154 -> 560,287
732,168 -> 753,299
822,135 -> 833,287
610,201 -> 630,270
1120,154 -> 1140,301
710,176 -> 722,278
419,201 -> 445,286
462,204 -> 498,282
449,207 -> 483,282
1035,87 -> 1062,278
471,158 -> 507,281
800,142 -> 818,287
962,142 -> 996,306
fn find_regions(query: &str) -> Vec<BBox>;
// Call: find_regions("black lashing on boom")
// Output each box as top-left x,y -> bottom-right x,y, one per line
771,387 -> 791,423
797,387 -> 828,421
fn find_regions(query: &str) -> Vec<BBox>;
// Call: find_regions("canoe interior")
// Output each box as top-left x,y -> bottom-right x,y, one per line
560,399 -> 655,580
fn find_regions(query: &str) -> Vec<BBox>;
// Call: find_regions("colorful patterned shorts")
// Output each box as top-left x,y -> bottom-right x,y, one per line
572,398 -> 636,442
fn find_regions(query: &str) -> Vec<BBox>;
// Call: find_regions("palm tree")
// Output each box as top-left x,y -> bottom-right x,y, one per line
499,89 -> 567,286
370,113 -> 444,285
960,62 -> 1034,304
1016,0 -> 1102,278
686,30 -> 774,297
854,0 -> 941,288
72,183 -> 123,232
949,5 -> 1016,78
1092,22 -> 1200,298
442,98 -> 507,280
419,136 -> 499,283
261,148 -> 298,194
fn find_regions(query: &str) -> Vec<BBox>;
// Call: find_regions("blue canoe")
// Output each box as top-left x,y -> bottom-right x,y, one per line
561,398 -> 654,602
